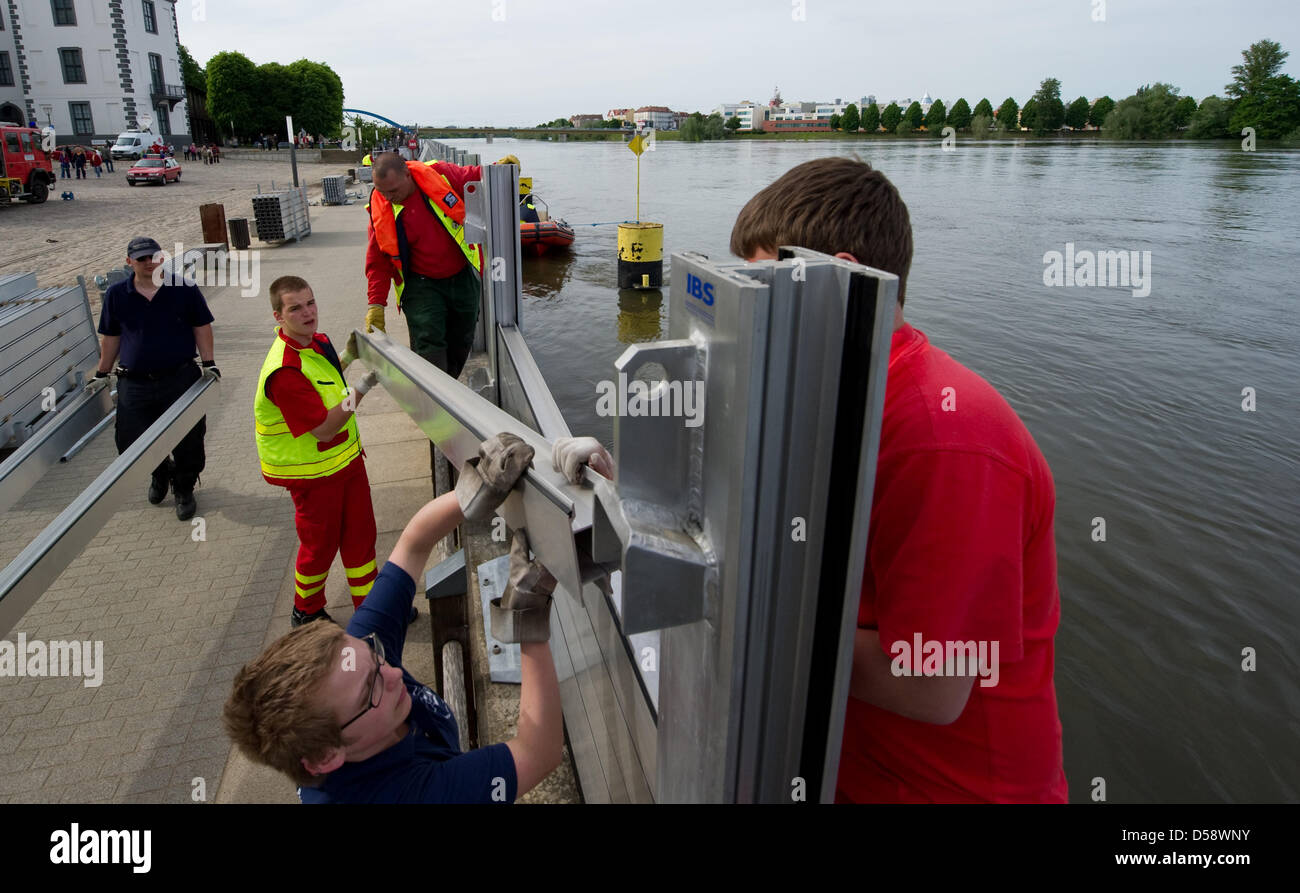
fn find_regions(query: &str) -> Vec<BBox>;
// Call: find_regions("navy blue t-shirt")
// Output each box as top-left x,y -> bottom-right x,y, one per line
298,562 -> 519,804
97,276 -> 214,372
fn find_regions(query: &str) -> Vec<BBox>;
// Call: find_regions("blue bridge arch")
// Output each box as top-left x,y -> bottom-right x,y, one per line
342,109 -> 409,131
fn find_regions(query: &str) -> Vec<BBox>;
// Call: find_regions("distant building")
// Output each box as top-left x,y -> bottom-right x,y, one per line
569,113 -> 602,128
633,105 -> 675,130
605,107 -> 632,122
0,0 -> 189,145
761,119 -> 832,133
713,101 -> 768,131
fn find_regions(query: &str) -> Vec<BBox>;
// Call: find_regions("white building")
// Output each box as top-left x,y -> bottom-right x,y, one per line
0,0 -> 189,144
633,105 -> 675,130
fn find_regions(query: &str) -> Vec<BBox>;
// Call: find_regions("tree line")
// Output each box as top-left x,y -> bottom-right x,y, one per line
181,48 -> 345,142
777,40 -> 1299,142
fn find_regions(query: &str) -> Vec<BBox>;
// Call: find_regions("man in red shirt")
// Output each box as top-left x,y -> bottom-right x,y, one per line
731,157 -> 1068,803
363,152 -> 483,380
255,275 -> 385,628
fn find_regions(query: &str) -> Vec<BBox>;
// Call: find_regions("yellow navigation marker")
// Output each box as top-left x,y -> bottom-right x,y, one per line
628,134 -> 646,156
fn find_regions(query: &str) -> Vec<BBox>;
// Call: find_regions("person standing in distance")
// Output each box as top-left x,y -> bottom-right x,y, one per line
89,237 -> 218,520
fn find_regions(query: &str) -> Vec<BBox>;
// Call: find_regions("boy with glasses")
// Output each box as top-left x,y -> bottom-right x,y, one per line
224,433 -> 566,803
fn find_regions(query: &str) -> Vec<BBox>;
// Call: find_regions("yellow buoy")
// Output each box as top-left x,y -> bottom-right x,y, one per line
618,222 -> 663,290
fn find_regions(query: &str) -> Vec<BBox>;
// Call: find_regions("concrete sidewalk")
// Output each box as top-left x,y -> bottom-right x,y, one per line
0,199 -> 577,803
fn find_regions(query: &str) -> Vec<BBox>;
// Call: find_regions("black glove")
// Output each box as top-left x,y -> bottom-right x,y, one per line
201,360 -> 221,381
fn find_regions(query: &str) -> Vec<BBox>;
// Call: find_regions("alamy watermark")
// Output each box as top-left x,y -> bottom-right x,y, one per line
890,633 -> 1000,688
0,634 -> 103,687
1043,242 -> 1152,297
151,242 -> 261,297
595,373 -> 704,428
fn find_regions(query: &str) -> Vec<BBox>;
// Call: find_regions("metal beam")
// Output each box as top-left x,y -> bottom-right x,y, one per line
0,377 -> 219,638
0,385 -> 113,514
354,330 -> 588,599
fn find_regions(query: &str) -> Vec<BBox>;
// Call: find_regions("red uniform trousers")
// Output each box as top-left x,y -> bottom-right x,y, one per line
289,462 -> 378,613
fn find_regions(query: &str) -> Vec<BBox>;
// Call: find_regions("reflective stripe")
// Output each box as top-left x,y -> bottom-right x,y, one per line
348,580 -> 374,597
344,559 -> 377,579
256,419 -> 292,436
296,581 -> 327,598
259,440 -> 362,480
295,569 -> 330,585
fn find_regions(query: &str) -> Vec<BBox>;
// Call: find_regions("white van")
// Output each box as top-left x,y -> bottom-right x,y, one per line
111,131 -> 154,161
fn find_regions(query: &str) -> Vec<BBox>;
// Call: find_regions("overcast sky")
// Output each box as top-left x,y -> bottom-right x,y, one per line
181,0 -> 1300,126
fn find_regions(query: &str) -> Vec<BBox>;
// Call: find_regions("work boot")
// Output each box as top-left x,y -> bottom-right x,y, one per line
175,491 -> 197,521
408,605 -> 419,626
148,459 -> 174,505
291,606 -> 335,628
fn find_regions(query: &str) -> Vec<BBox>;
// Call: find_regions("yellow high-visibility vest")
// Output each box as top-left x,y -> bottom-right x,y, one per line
254,331 -> 361,483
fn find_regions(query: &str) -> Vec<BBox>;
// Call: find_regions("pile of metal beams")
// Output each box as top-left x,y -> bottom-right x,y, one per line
321,175 -> 347,205
251,186 -> 311,242
0,273 -> 100,450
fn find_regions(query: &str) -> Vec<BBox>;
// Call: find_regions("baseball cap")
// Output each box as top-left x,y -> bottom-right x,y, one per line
127,236 -> 162,260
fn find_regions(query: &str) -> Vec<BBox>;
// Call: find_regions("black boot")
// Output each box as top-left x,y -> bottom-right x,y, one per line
174,473 -> 198,521
148,459 -> 174,505
292,606 -> 335,628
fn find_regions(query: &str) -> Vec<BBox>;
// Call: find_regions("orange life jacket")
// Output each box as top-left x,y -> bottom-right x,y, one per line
368,161 -> 482,304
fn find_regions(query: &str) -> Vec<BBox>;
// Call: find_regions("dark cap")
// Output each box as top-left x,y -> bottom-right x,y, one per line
127,236 -> 162,260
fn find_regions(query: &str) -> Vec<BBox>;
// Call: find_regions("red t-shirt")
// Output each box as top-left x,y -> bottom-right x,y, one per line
263,330 -> 363,487
836,323 -> 1067,803
365,162 -> 482,305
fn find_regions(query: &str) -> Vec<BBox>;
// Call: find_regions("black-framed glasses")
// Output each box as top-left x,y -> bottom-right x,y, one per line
340,633 -> 385,730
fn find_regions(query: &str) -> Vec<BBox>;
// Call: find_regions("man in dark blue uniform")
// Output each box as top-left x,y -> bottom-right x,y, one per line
89,237 -> 219,520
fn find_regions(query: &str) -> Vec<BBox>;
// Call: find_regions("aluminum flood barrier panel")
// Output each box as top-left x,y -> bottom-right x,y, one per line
0,376 -> 220,638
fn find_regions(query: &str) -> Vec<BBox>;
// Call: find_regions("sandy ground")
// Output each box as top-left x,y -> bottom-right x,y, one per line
0,152 -> 358,294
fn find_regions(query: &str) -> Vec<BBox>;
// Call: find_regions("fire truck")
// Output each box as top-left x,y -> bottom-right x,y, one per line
0,123 -> 56,205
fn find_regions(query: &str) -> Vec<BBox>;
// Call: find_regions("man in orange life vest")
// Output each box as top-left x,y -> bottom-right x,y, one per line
363,152 -> 483,380
255,275 -> 384,628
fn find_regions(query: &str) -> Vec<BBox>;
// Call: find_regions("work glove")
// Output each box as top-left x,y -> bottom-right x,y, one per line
490,530 -> 557,644
455,432 -> 535,522
365,304 -> 386,334
551,436 -> 615,484
354,370 -> 379,397
338,331 -> 360,370
84,370 -> 111,395
494,154 -> 522,167
200,360 -> 221,382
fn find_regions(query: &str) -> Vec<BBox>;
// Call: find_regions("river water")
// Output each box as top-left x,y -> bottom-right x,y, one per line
449,136 -> 1300,803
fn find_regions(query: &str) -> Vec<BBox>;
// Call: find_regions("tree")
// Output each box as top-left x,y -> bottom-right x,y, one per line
970,114 -> 992,134
1020,98 -> 1038,132
881,102 -> 902,132
1106,83 -> 1182,139
973,98 -> 994,120
285,59 -> 343,138
205,51 -> 258,137
703,112 -> 727,139
862,102 -> 880,133
829,113 -> 841,131
895,121 -> 912,135
1229,75 -> 1300,139
1187,96 -> 1233,139
995,97 -> 1019,131
1031,77 -> 1066,132
726,115 -> 742,131
948,98 -> 972,130
842,102 -> 860,132
1065,96 -> 1091,129
1172,95 -> 1198,128
925,99 -> 947,131
178,44 -> 205,92
679,115 -> 703,141
1089,95 -> 1116,128
904,101 -> 924,129
1226,39 -> 1288,99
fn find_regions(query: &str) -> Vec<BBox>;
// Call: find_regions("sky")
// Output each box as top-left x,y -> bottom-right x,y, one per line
180,0 -> 1300,126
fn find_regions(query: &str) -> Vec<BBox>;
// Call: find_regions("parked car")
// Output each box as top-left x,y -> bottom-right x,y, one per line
126,155 -> 182,186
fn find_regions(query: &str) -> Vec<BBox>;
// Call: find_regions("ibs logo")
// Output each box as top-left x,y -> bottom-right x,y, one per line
686,273 -> 715,305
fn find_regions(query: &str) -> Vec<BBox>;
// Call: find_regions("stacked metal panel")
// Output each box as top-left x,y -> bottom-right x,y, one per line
321,175 -> 347,205
251,186 -> 312,242
0,276 -> 100,448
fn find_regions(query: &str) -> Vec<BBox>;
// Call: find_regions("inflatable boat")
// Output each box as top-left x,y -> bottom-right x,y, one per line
520,219 -> 575,256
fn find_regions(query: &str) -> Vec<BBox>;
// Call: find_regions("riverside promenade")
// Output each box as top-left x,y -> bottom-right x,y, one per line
0,196 -> 578,803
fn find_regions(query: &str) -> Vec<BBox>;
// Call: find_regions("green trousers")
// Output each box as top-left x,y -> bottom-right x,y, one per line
400,265 -> 480,379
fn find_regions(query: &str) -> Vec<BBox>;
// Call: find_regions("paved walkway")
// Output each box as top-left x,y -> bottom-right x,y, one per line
0,196 -> 577,803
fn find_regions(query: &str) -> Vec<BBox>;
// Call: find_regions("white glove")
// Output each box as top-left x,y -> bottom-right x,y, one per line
84,371 -> 111,395
551,436 -> 615,484
354,370 -> 379,396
